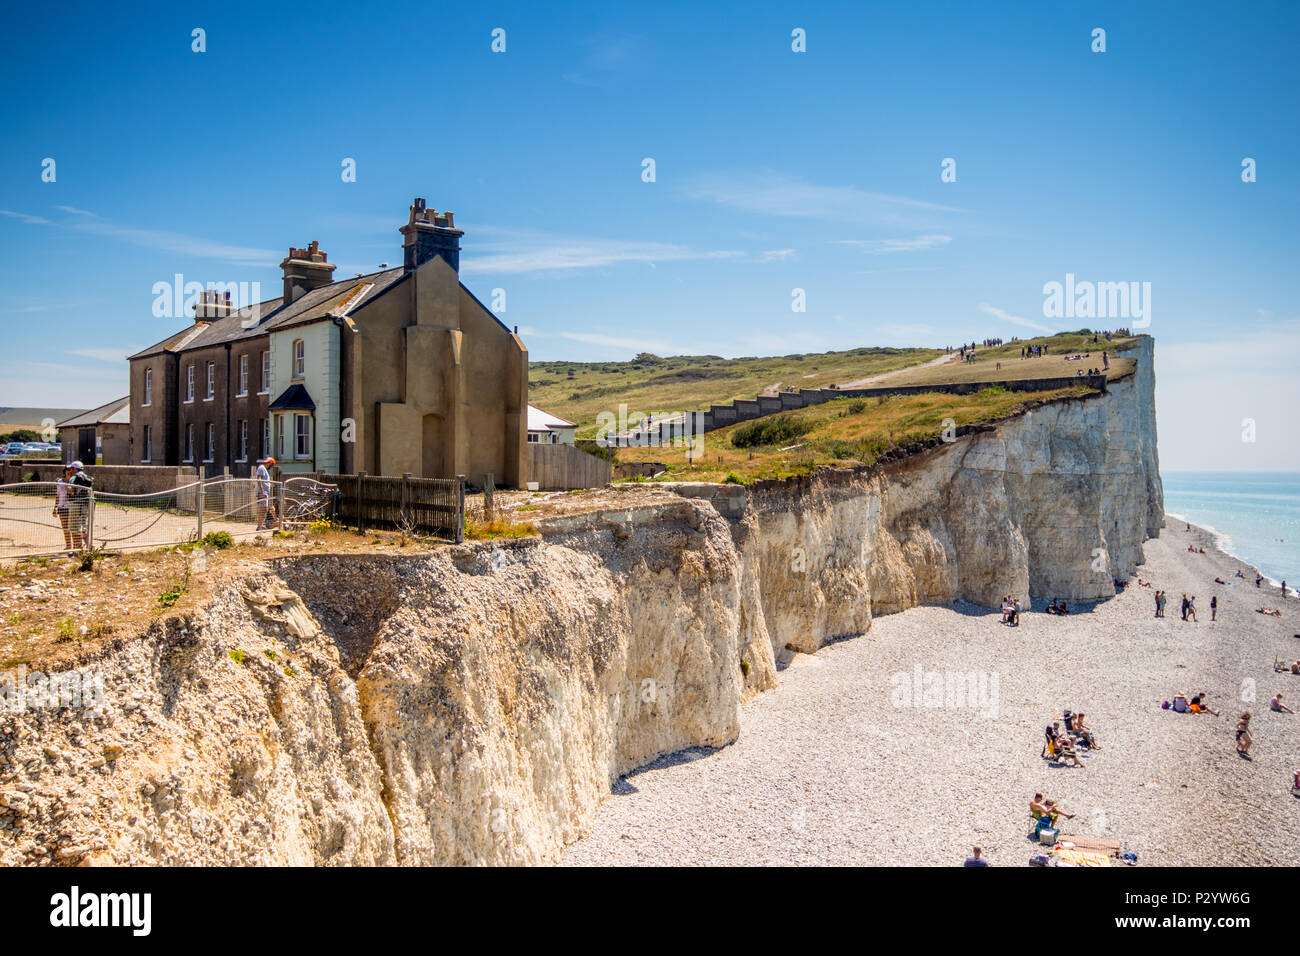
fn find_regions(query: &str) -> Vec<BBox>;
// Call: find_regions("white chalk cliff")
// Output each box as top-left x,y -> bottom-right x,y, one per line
0,339 -> 1162,865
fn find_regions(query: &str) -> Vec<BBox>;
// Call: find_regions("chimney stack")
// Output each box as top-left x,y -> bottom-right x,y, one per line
399,198 -> 464,273
280,240 -> 336,303
193,290 -> 236,322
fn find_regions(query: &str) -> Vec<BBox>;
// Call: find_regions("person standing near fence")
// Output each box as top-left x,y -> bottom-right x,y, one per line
255,457 -> 277,530
68,461 -> 93,551
54,464 -> 75,556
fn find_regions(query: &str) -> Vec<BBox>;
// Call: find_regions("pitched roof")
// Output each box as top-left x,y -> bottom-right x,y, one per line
56,396 -> 130,428
527,403 -> 576,431
129,266 -> 407,359
268,383 -> 316,411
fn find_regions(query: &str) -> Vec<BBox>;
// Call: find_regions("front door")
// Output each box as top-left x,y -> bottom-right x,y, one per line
77,428 -> 96,464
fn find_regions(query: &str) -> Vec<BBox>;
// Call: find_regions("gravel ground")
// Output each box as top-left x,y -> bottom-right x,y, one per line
561,521 -> 1300,866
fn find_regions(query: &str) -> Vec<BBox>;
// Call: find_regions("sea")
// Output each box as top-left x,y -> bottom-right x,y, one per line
1161,472 -> 1300,587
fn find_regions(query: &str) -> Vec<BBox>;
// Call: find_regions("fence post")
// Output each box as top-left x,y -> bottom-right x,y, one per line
196,474 -> 204,540
87,487 -> 96,552
357,471 -> 367,533
455,475 -> 465,544
276,480 -> 285,531
485,472 -> 494,521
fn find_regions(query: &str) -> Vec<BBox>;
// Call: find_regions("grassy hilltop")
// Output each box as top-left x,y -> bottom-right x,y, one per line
528,331 -> 1140,438
528,347 -> 940,438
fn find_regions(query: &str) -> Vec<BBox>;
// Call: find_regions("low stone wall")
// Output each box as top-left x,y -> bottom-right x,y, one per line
0,462 -> 197,495
652,374 -> 1108,441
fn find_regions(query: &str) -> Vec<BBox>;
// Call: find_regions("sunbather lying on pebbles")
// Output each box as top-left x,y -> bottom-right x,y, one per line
1257,607 -> 1282,616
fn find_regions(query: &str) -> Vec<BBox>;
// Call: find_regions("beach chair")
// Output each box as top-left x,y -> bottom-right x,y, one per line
1276,658 -> 1290,674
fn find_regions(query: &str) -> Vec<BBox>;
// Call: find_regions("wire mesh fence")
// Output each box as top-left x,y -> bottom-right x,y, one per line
0,475 -> 342,560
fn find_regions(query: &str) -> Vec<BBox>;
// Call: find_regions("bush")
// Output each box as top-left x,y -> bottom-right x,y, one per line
201,530 -> 234,550
731,416 -> 813,449
723,471 -> 749,485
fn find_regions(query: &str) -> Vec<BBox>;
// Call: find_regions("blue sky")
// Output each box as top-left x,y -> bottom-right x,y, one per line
1,0 -> 1297,470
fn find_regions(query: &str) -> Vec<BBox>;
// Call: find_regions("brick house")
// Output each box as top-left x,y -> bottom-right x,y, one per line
128,200 -> 529,485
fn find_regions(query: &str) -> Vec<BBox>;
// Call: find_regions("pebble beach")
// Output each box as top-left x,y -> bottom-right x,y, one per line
561,521 -> 1300,866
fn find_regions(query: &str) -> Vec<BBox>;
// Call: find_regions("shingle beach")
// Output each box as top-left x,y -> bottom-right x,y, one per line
562,520 -> 1300,866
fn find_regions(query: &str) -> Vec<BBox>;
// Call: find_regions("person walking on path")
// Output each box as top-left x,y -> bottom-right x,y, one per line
67,461 -> 93,551
1181,593 -> 1189,620
53,464 -> 75,555
1236,713 -> 1253,757
255,457 -> 278,530
1210,595 -> 1217,621
1187,595 -> 1198,622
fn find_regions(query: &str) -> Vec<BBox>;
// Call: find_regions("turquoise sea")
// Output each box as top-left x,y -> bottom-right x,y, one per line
1161,472 -> 1300,586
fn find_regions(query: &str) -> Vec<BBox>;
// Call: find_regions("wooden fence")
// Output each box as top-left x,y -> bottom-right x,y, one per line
320,473 -> 464,542
527,444 -> 611,491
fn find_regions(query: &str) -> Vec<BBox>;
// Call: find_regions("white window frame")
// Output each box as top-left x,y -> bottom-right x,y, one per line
294,413 -> 312,460
205,361 -> 215,401
141,424 -> 151,463
237,354 -> 249,397
292,339 -> 305,379
143,367 -> 153,407
204,423 -> 215,462
276,415 -> 285,458
260,418 -> 269,459
236,419 -> 248,462
260,351 -> 270,394
184,423 -> 195,462
185,365 -> 195,403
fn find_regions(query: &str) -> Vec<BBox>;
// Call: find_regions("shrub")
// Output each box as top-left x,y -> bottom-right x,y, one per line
731,416 -> 813,449
201,530 -> 234,550
723,471 -> 749,485
228,649 -> 246,665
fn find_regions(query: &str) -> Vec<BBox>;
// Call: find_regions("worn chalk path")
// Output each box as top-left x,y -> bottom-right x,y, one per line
561,523 -> 1300,866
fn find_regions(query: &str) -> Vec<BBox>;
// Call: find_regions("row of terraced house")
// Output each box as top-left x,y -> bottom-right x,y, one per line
123,200 -> 529,487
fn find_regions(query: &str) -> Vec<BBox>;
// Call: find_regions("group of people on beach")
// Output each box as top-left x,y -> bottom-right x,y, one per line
1000,596 -> 1023,625
1042,711 -> 1100,768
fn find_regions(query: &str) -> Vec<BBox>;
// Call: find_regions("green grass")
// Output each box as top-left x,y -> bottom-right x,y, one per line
668,384 -> 1093,483
884,332 -> 1143,387
528,346 -> 942,439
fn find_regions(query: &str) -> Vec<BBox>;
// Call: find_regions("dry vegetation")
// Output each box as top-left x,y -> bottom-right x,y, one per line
613,384 -> 1095,484
528,346 -> 941,438
881,331 -> 1140,387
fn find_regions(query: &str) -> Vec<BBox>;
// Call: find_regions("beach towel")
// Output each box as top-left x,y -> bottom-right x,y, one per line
1052,848 -> 1112,867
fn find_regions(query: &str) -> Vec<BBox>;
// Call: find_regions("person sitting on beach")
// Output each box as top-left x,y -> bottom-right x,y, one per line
1199,547 -> 1206,554
1215,577 -> 1226,585
1270,693 -> 1293,714
1072,713 -> 1100,749
1236,570 -> 1244,578
1172,693 -> 1191,713
963,846 -> 990,866
1056,735 -> 1086,767
1031,794 -> 1074,826
1190,693 -> 1220,716
1236,713 -> 1253,756
1291,661 -> 1300,675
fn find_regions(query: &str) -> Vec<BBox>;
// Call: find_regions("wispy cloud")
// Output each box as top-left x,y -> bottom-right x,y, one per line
67,347 -> 133,363
557,331 -> 672,352
461,227 -> 742,275
71,218 -> 279,267
759,248 -> 797,262
978,302 -> 1055,333
838,234 -> 952,254
1,205 -> 279,267
0,209 -> 51,225
685,171 -> 966,224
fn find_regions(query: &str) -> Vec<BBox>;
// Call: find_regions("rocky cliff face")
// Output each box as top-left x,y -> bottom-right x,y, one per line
0,340 -> 1161,866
